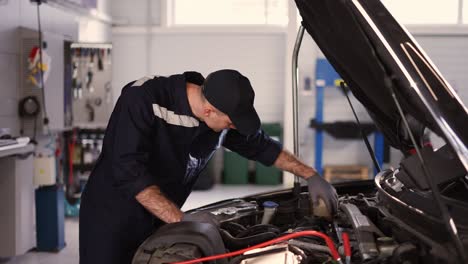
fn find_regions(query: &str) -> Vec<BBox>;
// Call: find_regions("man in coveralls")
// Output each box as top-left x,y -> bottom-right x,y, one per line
79,70 -> 338,264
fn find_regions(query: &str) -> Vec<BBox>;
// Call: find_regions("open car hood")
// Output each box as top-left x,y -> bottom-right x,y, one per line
295,0 -> 468,170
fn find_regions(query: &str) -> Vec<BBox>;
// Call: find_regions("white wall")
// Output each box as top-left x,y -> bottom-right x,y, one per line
112,29 -> 285,122
413,33 -> 468,103
111,0 -> 161,26
79,18 -> 112,42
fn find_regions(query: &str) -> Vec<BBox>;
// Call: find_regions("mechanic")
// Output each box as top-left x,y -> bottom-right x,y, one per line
79,69 -> 338,264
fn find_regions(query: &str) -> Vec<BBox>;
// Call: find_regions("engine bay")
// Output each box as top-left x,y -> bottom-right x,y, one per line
197,188 -> 410,264
132,168 -> 468,264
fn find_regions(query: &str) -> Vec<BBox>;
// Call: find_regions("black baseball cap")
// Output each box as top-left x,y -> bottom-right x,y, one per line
202,69 -> 260,136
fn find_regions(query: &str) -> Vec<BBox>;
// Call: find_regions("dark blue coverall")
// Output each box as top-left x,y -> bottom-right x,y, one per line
79,72 -> 282,264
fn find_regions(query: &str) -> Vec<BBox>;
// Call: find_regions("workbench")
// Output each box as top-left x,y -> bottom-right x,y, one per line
0,142 -> 34,158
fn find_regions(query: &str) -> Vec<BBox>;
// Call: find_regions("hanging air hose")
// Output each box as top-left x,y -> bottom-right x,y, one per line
32,0 -> 50,131
66,129 -> 80,205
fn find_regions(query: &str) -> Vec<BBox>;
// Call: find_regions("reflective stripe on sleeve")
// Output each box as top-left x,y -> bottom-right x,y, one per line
132,75 -> 156,87
152,104 -> 199,128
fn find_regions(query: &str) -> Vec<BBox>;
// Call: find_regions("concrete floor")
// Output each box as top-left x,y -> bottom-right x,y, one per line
1,184 -> 282,264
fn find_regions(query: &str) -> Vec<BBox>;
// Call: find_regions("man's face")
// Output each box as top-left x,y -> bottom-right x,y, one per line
203,108 -> 236,132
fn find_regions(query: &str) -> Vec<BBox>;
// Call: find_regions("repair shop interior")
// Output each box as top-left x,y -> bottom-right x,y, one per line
1,0 -> 468,264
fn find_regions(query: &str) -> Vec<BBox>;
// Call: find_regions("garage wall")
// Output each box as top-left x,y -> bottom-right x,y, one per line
413,33 -> 468,148
414,34 -> 468,103
111,0 -> 161,26
112,30 -> 286,123
153,33 -> 286,123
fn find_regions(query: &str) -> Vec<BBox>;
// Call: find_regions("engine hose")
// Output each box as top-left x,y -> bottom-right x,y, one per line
288,239 -> 331,254
236,224 -> 280,238
220,222 -> 247,237
219,229 -> 278,251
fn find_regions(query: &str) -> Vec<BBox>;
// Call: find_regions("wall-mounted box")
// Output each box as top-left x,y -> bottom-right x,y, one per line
34,156 -> 56,186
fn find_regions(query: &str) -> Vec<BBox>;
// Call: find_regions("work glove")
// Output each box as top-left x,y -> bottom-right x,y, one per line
182,211 -> 219,227
307,174 -> 338,217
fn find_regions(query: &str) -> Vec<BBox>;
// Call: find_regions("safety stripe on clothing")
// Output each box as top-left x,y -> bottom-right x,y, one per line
152,104 -> 199,128
132,75 -> 156,87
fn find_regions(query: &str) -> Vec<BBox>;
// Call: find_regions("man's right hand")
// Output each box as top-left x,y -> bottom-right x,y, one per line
182,211 -> 219,227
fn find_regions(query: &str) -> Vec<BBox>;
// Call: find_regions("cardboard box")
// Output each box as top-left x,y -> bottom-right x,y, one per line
323,165 -> 369,183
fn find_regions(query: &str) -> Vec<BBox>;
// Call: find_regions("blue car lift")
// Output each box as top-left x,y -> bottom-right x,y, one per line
314,58 -> 384,176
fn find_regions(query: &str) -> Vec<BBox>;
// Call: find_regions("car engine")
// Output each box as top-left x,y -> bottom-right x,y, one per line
132,164 -> 468,264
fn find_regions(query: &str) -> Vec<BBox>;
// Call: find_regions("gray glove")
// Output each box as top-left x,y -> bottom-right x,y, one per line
307,175 -> 338,216
182,211 -> 219,227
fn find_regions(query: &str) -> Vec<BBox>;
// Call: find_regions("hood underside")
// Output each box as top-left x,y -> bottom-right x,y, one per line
295,0 -> 468,168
